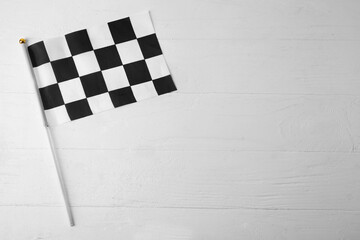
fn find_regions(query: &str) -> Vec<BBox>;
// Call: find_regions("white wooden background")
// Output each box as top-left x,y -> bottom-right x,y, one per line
1,0 -> 360,239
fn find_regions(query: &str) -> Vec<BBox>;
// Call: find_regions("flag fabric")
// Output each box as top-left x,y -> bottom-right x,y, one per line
27,11 -> 177,126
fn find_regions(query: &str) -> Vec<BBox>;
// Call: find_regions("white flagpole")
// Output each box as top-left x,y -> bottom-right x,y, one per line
19,38 -> 75,227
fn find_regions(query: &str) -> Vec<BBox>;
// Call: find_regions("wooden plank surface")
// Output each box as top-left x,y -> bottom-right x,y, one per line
1,207 -> 360,240
1,0 -> 360,239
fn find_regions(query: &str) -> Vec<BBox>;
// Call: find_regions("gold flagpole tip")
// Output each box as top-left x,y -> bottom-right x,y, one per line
19,38 -> 26,44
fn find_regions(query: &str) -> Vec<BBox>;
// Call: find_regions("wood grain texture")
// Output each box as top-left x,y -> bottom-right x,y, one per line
1,207 -> 360,240
1,0 -> 360,239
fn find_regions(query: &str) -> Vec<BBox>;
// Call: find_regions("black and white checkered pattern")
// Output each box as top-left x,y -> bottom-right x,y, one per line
27,11 -> 177,126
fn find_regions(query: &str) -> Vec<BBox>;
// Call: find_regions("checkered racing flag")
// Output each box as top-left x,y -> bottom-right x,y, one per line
27,11 -> 177,126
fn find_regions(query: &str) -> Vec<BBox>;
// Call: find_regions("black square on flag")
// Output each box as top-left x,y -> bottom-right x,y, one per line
65,99 -> 92,120
80,72 -> 108,97
109,87 -> 136,107
28,41 -> 50,67
39,84 -> 64,110
51,57 -> 79,82
108,17 -> 136,44
137,34 -> 162,59
94,45 -> 122,70
123,60 -> 152,85
65,29 -> 93,56
153,75 -> 177,95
